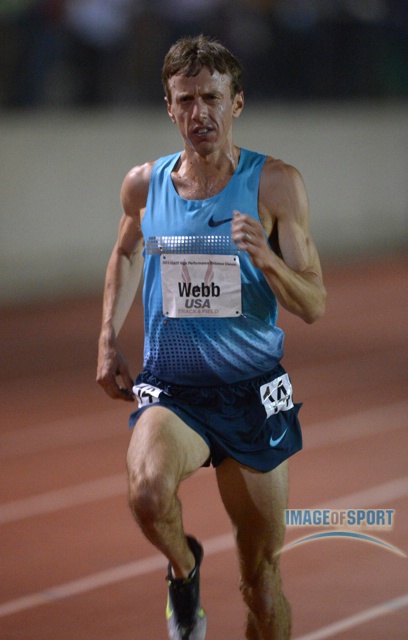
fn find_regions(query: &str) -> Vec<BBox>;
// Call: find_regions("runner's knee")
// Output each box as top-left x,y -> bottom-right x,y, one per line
240,557 -> 283,620
127,457 -> 178,525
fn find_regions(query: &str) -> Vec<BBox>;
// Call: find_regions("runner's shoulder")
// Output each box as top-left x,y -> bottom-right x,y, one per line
121,161 -> 155,211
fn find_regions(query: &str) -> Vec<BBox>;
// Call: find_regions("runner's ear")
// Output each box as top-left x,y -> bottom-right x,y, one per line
232,92 -> 244,118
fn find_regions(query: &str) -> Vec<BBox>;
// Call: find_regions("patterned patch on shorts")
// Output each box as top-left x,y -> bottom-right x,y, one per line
132,383 -> 164,408
260,373 -> 294,418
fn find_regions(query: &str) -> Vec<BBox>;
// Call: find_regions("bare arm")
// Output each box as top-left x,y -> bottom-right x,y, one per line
96,162 -> 153,400
231,159 -> 326,323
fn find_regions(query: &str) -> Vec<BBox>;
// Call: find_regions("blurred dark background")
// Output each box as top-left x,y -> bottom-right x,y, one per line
1,0 -> 407,307
1,0 -> 407,110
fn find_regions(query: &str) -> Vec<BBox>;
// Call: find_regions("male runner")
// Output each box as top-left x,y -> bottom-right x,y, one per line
97,34 -> 326,640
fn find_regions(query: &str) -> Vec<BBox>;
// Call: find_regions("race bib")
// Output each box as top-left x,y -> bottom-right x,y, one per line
160,254 -> 242,318
260,374 -> 294,418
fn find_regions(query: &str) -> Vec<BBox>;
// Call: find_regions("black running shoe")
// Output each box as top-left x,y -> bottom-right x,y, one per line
166,536 -> 207,640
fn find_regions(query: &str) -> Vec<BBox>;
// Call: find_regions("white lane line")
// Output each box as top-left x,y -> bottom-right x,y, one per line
303,400 -> 408,449
316,476 -> 408,510
1,472 -> 407,527
0,555 -> 167,618
1,479 -> 407,618
0,533 -> 234,618
0,390 -> 406,460
1,402 -> 406,525
293,592 -> 408,640
0,467 -> 205,525
0,409 -> 127,459
0,475 -> 126,524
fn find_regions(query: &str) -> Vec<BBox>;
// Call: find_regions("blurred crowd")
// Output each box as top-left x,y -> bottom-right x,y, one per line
0,0 -> 407,109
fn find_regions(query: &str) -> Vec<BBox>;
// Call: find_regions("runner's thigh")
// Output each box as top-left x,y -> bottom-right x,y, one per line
216,458 -> 289,558
127,405 -> 211,483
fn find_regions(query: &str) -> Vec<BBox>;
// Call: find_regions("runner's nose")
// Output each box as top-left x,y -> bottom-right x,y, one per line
192,100 -> 208,122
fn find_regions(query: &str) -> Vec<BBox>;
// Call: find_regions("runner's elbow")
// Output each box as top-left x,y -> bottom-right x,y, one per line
302,289 -> 327,324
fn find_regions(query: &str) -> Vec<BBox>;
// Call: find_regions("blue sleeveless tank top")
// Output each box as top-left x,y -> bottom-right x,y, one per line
140,148 -> 284,386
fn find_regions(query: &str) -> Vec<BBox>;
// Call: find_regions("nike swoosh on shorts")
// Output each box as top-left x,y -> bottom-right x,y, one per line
270,427 -> 288,447
208,215 -> 233,227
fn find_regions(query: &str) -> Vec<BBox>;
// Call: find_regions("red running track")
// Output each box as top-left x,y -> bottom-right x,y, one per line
0,253 -> 407,639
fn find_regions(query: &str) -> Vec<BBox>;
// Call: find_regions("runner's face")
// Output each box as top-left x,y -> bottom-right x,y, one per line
166,67 -> 243,155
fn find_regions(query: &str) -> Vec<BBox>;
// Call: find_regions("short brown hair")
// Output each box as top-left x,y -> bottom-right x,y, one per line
162,35 -> 243,102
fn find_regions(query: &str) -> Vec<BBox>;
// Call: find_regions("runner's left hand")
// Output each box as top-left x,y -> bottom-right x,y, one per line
231,211 -> 273,270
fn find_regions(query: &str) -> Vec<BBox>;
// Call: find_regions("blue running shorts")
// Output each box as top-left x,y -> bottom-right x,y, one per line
129,364 -> 302,472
